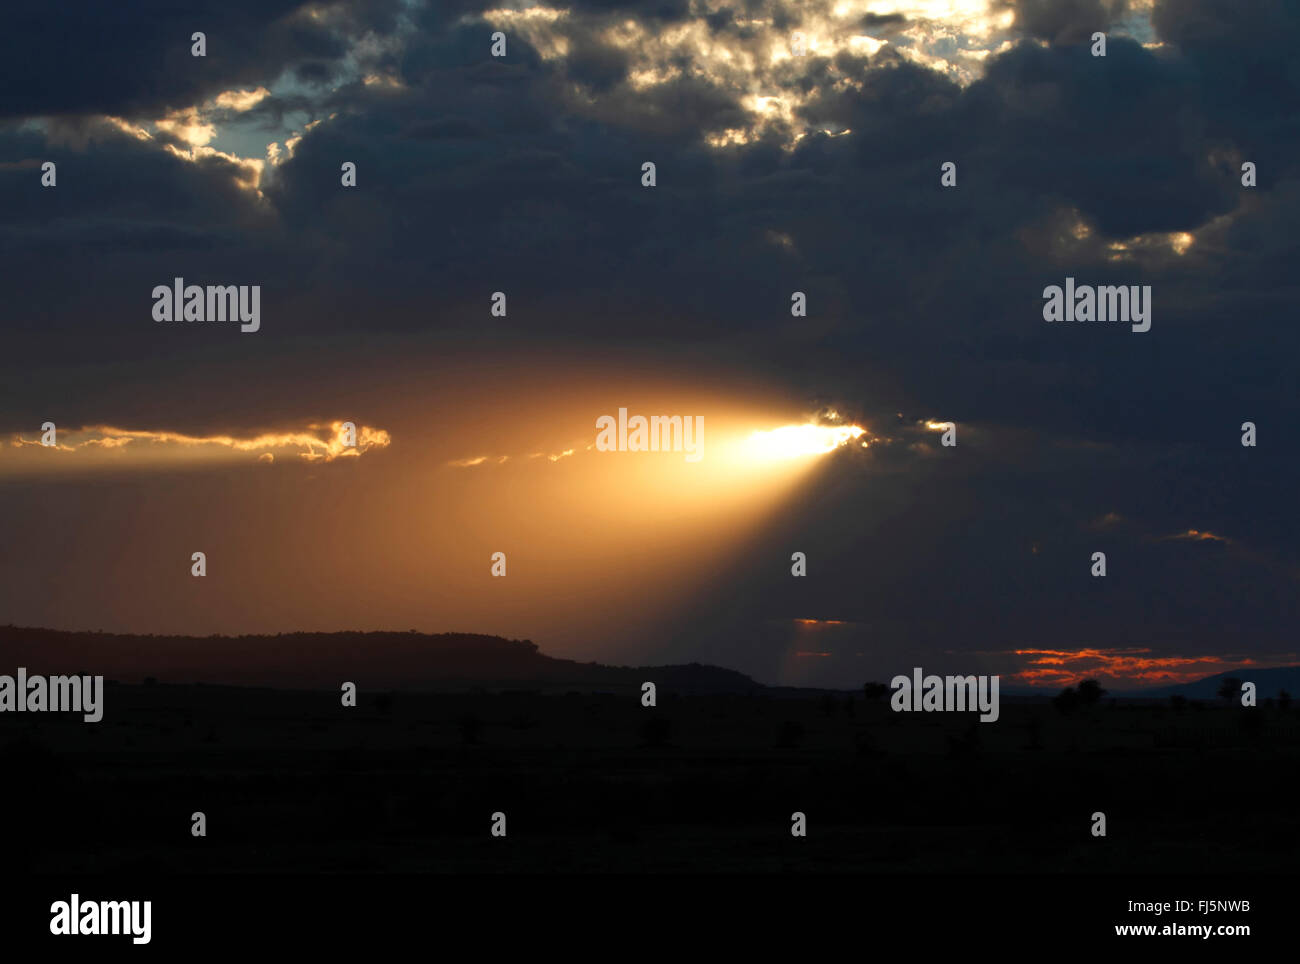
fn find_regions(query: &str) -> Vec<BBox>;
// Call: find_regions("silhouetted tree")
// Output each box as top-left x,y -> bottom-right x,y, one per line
1053,686 -> 1079,714
1278,689 -> 1292,711
1169,694 -> 1188,712
862,682 -> 889,702
1076,679 -> 1105,706
1218,677 -> 1242,704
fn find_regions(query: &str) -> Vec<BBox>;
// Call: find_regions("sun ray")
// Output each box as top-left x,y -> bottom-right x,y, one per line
742,423 -> 866,460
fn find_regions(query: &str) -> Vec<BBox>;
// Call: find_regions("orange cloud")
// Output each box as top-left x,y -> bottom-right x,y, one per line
447,454 -> 513,467
1164,528 -> 1231,544
991,646 -> 1296,688
448,447 -> 574,467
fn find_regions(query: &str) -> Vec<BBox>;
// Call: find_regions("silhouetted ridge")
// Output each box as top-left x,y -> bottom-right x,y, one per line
0,625 -> 762,693
1136,666 -> 1300,700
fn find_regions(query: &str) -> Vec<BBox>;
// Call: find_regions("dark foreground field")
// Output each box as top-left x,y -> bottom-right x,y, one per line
5,682 -> 1298,874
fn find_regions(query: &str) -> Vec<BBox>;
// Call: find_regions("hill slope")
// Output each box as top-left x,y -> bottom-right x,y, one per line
0,625 -> 761,694
1137,666 -> 1300,700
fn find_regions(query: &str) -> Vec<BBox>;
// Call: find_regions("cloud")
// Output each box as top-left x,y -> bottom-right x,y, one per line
1003,0 -> 1130,45
448,447 -> 572,467
996,646 -> 1294,688
1164,528 -> 1232,544
0,0 -> 389,120
2,421 -> 390,473
213,87 -> 273,112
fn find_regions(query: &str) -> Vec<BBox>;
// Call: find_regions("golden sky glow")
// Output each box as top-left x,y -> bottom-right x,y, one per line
0,346 -> 1277,690
447,418 -> 870,468
743,422 -> 868,459
0,355 -> 871,673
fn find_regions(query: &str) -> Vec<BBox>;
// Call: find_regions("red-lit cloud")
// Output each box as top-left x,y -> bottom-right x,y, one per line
993,647 -> 1299,688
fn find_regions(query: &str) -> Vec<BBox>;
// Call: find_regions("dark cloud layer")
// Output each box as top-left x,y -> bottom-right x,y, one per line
0,0 -> 407,119
1005,0 -> 1129,45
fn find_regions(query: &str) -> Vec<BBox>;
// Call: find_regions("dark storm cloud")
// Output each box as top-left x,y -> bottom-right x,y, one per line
5,5 -> 1294,426
564,32 -> 636,92
565,0 -> 694,19
999,0 -> 1129,45
3,5 -> 1291,385
1152,0 -> 1300,179
959,39 -> 1238,237
0,0 -> 400,119
0,118 -> 273,334
860,12 -> 909,34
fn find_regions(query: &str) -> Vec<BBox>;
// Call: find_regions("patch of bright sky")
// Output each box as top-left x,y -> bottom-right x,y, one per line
166,0 -> 425,174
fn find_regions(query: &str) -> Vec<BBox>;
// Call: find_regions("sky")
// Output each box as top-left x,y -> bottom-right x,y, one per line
1,0 -> 1297,690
